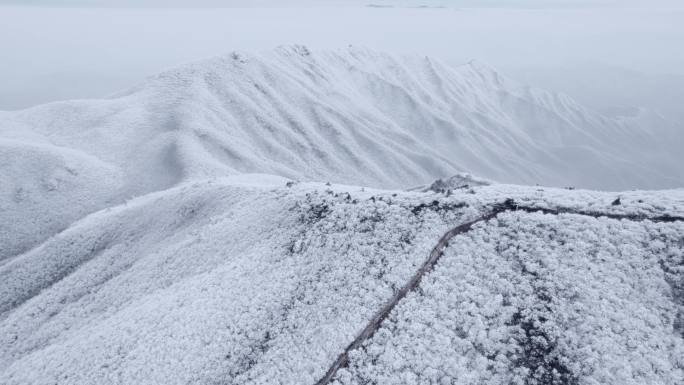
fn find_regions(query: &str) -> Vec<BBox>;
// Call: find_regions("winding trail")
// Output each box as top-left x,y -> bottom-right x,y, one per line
314,199 -> 684,385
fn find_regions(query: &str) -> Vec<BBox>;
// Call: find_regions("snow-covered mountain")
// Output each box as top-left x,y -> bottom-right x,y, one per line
2,45 -> 681,193
1,47 -> 683,384
1,178 -> 682,385
2,46 -> 682,260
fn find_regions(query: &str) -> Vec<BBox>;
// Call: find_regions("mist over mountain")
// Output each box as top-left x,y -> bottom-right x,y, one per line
1,17 -> 682,385
4,0 -> 682,8
3,46 -> 682,261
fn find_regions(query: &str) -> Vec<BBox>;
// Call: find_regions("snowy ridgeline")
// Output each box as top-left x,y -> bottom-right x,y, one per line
3,46 -> 684,262
0,178 -> 682,384
1,46 -> 683,384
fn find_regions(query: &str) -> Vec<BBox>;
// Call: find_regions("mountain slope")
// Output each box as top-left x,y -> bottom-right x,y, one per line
2,46 -> 681,192
0,180 -> 682,384
1,47 -> 683,384
2,46 -> 681,261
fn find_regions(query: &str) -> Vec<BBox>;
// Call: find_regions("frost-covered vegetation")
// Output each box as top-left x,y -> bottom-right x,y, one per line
1,40 -> 683,385
337,211 -> 684,385
1,178 -> 682,384
3,47 -> 683,264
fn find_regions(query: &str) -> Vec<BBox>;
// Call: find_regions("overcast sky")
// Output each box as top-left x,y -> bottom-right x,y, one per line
1,0 -> 681,8
1,0 -> 683,110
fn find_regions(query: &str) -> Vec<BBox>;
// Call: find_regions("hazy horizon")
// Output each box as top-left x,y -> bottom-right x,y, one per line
2,0 -> 683,122
2,0 -> 683,8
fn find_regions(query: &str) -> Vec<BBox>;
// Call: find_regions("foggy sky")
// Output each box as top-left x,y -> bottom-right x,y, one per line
2,0 -> 682,8
1,0 -> 683,112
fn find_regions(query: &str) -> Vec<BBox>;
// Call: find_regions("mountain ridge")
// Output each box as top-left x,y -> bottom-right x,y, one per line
4,46 -> 681,190
2,46 -> 682,261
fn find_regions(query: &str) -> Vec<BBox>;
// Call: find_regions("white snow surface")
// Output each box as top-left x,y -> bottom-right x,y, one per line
2,46 -> 682,192
2,46 -> 682,259
338,210 -> 684,385
0,179 -> 683,384
1,46 -> 683,384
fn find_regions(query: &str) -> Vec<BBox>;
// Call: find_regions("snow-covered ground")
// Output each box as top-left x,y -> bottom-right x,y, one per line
339,209 -> 684,385
1,41 -> 682,385
1,178 -> 682,384
3,47 -> 682,261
